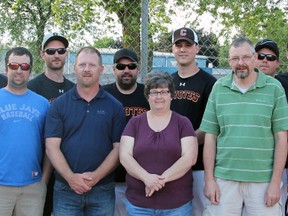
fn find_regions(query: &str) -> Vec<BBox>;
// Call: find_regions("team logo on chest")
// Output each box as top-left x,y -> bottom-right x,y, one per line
59,89 -> 64,93
179,82 -> 186,87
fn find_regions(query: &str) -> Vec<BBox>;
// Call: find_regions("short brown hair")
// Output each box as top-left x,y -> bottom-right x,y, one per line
144,71 -> 175,99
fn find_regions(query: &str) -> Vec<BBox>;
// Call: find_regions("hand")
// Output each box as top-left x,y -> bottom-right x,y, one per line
82,171 -> 100,187
265,182 -> 281,207
204,179 -> 220,205
67,173 -> 92,195
143,173 -> 165,197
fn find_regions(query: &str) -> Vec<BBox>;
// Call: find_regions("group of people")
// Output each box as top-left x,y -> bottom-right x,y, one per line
0,27 -> 287,216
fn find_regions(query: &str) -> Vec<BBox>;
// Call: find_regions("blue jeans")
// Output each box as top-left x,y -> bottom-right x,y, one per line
125,199 -> 192,216
53,180 -> 115,216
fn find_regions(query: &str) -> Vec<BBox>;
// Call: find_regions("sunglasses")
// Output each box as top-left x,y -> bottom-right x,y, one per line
115,63 -> 137,70
7,62 -> 31,71
258,53 -> 277,61
44,48 -> 67,55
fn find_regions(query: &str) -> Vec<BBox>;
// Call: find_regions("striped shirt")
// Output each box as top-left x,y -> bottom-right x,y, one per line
200,71 -> 288,182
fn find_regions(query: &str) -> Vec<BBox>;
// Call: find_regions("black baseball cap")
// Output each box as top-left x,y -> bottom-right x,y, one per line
255,39 -> 279,58
172,27 -> 199,44
42,32 -> 69,50
114,48 -> 138,63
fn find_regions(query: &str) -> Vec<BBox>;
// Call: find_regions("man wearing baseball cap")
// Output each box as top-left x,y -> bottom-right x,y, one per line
103,48 -> 149,216
170,27 -> 217,216
28,32 -> 74,216
255,39 -> 288,216
255,39 -> 280,77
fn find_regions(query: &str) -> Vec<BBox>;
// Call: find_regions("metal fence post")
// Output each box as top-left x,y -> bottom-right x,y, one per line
140,0 -> 149,82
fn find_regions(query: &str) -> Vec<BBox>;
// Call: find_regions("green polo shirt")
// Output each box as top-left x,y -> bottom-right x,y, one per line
200,71 -> 288,182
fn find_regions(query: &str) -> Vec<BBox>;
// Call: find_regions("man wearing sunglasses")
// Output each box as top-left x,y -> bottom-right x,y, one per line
0,74 -> 7,88
103,48 -> 149,216
255,39 -> 280,77
0,47 -> 50,215
255,39 -> 288,216
28,32 -> 75,216
28,32 -> 74,104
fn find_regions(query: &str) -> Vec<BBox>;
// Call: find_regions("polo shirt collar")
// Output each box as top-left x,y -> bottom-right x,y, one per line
71,85 -> 106,100
221,70 -> 267,91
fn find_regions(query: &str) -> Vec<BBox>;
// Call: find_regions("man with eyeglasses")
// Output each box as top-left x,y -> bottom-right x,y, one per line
255,38 -> 288,216
0,47 -> 50,215
28,32 -> 74,216
170,27 -> 217,216
200,37 -> 288,215
0,73 -> 7,88
103,48 -> 149,216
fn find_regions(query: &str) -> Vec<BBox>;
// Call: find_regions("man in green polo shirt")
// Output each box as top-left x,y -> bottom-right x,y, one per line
200,37 -> 288,216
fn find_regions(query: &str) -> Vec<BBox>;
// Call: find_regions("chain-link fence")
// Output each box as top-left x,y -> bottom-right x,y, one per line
0,0 -> 287,84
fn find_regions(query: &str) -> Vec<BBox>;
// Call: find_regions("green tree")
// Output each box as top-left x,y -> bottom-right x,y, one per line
195,0 -> 288,70
0,0 -> 191,73
94,37 -> 115,48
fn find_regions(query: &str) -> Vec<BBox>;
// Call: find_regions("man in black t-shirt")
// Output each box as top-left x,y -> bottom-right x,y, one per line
170,27 -> 217,216
28,32 -> 74,103
255,39 -> 287,215
103,48 -> 149,216
0,74 -> 7,88
28,32 -> 74,216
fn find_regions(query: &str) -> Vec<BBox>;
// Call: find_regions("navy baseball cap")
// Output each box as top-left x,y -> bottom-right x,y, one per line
172,27 -> 199,44
42,32 -> 69,50
114,48 -> 138,63
255,39 -> 279,58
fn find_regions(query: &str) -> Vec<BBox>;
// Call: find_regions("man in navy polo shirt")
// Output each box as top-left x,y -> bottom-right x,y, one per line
0,74 -> 7,88
45,46 -> 126,215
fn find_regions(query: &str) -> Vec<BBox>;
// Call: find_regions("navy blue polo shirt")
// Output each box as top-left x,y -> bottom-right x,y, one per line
45,86 -> 126,185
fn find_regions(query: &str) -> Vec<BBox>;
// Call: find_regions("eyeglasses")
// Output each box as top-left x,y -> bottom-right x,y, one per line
7,62 -> 31,71
149,90 -> 170,97
44,48 -> 67,55
115,63 -> 137,70
258,53 -> 277,61
229,55 -> 254,64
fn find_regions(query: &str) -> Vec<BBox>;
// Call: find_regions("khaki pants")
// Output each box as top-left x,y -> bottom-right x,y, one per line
0,181 -> 47,216
203,178 -> 282,216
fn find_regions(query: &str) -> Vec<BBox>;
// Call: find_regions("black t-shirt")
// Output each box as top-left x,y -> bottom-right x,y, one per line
171,69 -> 216,170
275,72 -> 288,168
28,73 -> 75,103
276,72 -> 288,101
103,82 -> 150,182
0,74 -> 7,88
103,82 -> 150,123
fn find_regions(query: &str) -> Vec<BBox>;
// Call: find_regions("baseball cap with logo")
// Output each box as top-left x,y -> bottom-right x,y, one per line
42,32 -> 69,50
255,39 -> 279,58
114,48 -> 138,63
172,27 -> 199,44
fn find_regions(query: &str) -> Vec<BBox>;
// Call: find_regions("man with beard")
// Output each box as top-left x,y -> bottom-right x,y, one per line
28,32 -> 74,103
255,39 -> 288,216
200,37 -> 288,215
0,47 -> 50,215
28,32 -> 74,216
103,48 -> 149,216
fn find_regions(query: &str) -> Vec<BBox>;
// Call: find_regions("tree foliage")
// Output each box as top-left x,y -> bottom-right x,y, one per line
0,0 -> 189,73
195,0 -> 288,64
0,0 -> 287,72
